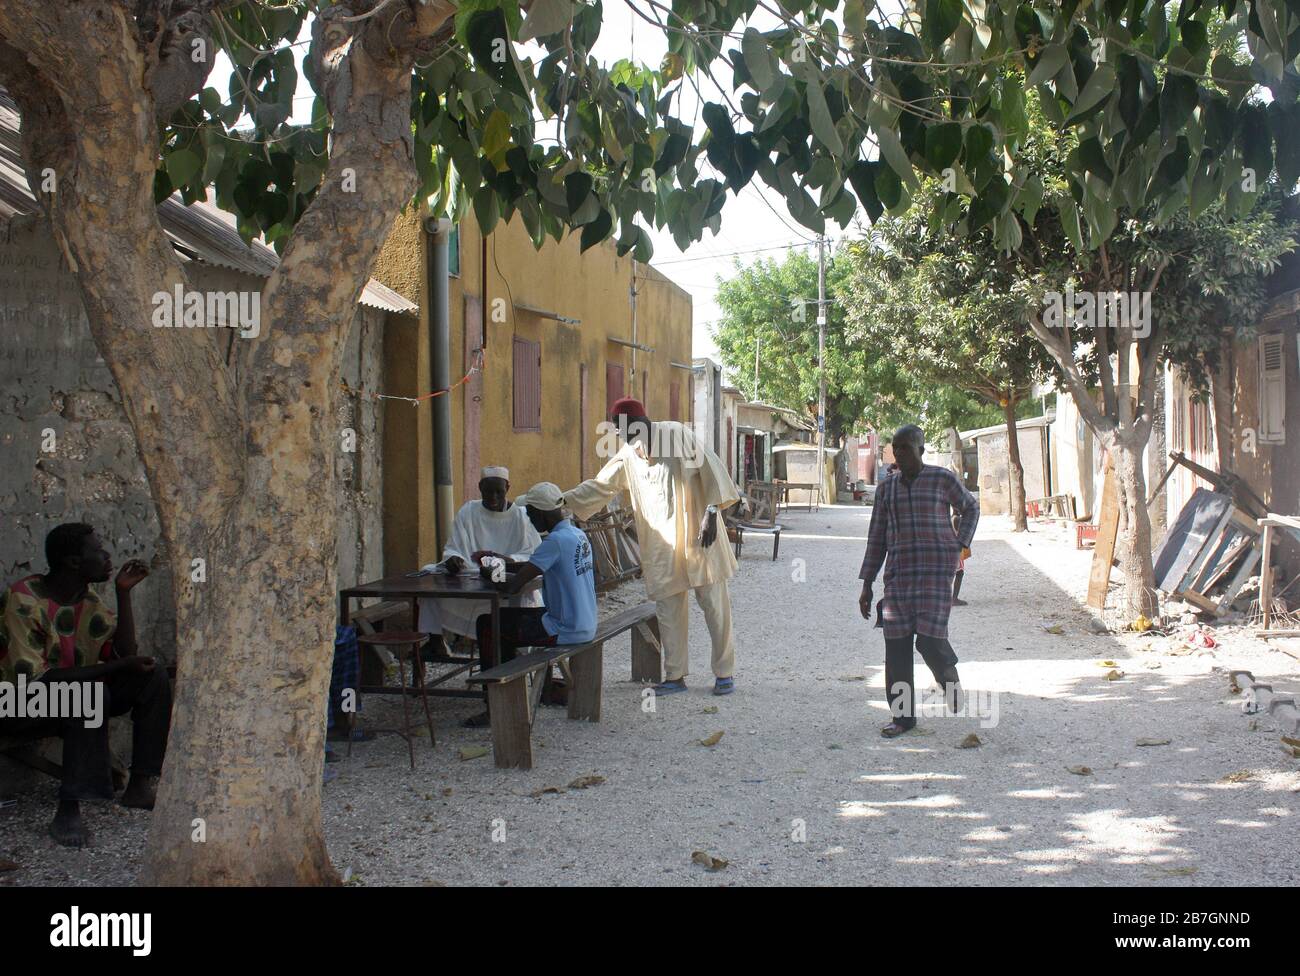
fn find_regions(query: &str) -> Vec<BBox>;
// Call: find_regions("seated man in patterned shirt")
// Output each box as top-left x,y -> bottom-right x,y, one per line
0,523 -> 172,846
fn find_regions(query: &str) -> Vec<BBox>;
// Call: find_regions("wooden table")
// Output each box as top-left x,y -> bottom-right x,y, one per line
778,481 -> 821,513
339,572 -> 538,700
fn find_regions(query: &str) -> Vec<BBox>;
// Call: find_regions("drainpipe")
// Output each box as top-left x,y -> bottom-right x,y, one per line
424,216 -> 454,555
630,258 -> 638,388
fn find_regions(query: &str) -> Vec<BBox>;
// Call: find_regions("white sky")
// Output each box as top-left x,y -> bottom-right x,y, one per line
214,2 -> 879,372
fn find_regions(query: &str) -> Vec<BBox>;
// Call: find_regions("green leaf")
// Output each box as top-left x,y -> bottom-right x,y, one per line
1066,63 -> 1115,123
1056,195 -> 1085,253
165,148 -> 201,188
874,125 -> 917,189
473,186 -> 500,235
806,82 -> 844,156
518,0 -> 573,42
848,160 -> 883,222
741,28 -> 778,91
580,208 -> 613,251
1159,74 -> 1199,145
924,122 -> 963,170
1027,43 -> 1069,87
923,0 -> 963,48
465,8 -> 528,102
481,110 -> 513,170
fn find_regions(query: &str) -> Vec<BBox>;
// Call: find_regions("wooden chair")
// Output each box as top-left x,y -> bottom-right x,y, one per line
727,486 -> 784,560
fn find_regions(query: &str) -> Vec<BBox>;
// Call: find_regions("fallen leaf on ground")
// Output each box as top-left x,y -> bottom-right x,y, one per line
701,705 -> 718,714
691,850 -> 728,871
1282,735 -> 1300,749
839,675 -> 866,682
0,859 -> 19,872
568,775 -> 605,789
1067,765 -> 1093,775
529,786 -> 565,798
1137,738 -> 1171,747
1105,669 -> 1125,680
1044,624 -> 1065,635
458,746 -> 490,761
1098,660 -> 1118,667
958,733 -> 982,749
1220,770 -> 1254,783
699,731 -> 724,747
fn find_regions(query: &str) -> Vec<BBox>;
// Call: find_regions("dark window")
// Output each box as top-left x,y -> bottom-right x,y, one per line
513,336 -> 541,431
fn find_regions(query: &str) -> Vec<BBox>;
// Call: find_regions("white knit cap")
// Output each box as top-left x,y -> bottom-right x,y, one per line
521,482 -> 564,512
481,466 -> 509,480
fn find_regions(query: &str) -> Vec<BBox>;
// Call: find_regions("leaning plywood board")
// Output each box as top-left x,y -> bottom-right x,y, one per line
1087,460 -> 1119,609
1153,488 -> 1233,592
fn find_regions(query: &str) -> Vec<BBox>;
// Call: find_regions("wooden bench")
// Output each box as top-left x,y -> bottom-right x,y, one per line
1,728 -> 128,790
465,603 -> 661,769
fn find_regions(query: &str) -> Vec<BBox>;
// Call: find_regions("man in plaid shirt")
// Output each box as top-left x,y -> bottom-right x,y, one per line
859,425 -> 979,737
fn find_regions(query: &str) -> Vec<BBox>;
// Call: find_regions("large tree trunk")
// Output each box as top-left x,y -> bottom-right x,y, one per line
1109,431 -> 1159,619
1002,396 -> 1027,532
1,0 -> 453,885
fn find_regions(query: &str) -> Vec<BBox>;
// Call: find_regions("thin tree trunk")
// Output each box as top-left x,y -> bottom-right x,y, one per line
1110,432 -> 1158,618
1003,396 -> 1027,532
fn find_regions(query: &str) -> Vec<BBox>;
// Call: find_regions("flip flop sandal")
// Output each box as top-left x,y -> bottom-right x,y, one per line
880,722 -> 915,738
712,677 -> 735,696
653,679 -> 688,696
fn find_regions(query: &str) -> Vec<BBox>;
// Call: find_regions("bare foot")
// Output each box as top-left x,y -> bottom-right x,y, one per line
119,775 -> 158,810
50,801 -> 89,848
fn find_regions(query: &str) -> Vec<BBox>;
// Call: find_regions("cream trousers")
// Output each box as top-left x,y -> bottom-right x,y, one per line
654,579 -> 735,681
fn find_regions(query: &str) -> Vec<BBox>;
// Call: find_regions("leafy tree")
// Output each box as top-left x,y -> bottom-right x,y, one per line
0,0 -> 1294,884
711,249 -> 882,444
843,179 -> 1061,530
711,246 -> 1017,450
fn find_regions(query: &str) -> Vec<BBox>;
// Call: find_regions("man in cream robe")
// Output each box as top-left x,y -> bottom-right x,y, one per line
417,467 -> 542,641
565,398 -> 741,695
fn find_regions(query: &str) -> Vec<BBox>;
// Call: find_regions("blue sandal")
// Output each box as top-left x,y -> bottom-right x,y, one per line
653,679 -> 688,696
712,676 -> 735,696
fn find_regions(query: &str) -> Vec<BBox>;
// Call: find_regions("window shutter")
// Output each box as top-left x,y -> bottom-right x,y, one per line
1259,333 -> 1286,444
513,336 -> 541,431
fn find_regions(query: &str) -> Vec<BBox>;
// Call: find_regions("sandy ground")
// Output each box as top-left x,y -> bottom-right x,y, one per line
5,504 -> 1300,887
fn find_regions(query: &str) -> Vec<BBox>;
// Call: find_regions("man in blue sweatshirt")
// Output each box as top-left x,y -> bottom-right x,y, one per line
468,483 -> 597,724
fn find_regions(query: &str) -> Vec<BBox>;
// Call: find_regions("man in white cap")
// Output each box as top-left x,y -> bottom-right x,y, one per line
416,466 -> 542,653
466,483 -> 597,726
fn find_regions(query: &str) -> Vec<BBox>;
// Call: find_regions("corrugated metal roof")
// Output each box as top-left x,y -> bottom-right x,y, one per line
0,91 -> 416,315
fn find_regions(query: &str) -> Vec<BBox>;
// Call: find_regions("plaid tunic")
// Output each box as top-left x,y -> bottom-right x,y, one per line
859,466 -> 979,640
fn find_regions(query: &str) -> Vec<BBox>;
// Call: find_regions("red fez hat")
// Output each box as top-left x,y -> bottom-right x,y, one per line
609,396 -> 648,419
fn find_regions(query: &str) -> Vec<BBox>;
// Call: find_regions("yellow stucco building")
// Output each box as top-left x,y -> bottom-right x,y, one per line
372,211 -> 693,573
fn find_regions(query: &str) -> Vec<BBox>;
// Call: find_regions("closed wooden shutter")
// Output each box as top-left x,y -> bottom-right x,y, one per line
1260,333 -> 1286,444
513,336 -> 541,431
605,362 -> 624,417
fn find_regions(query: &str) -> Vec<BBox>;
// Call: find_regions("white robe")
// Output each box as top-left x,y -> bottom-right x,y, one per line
417,501 -> 543,638
566,420 -> 740,602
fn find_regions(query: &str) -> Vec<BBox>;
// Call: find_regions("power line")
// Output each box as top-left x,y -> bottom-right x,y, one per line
650,240 -> 813,266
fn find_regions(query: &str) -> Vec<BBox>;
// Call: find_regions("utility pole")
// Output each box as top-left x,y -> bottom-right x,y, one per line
816,234 -> 827,505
